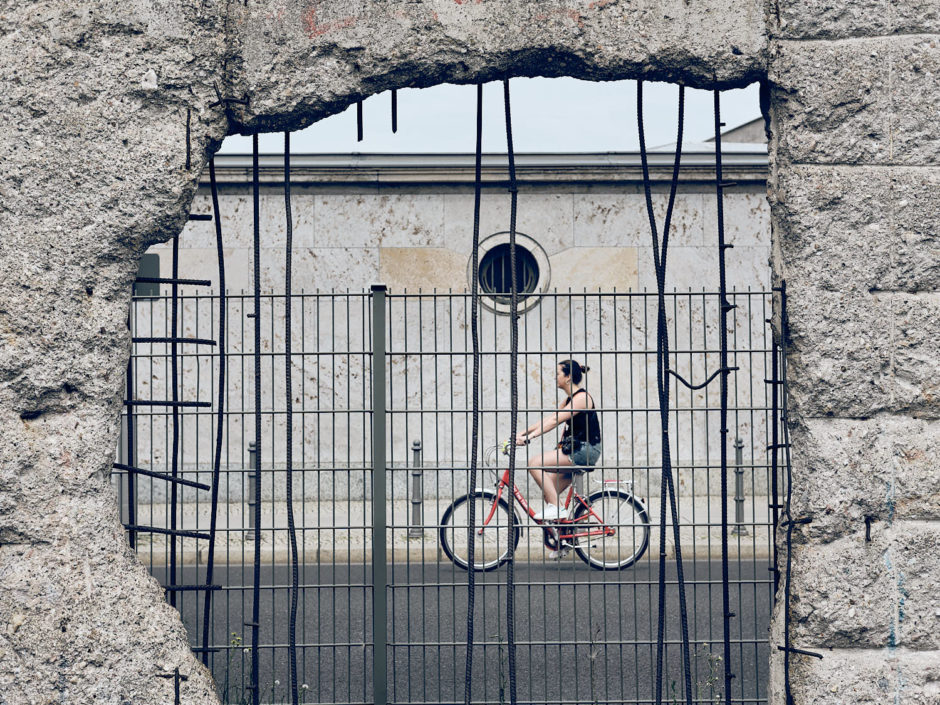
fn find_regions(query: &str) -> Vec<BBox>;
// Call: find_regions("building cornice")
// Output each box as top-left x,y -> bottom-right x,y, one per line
203,149 -> 767,187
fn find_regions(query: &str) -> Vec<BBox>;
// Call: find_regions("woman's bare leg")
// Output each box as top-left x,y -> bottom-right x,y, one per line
527,450 -> 574,505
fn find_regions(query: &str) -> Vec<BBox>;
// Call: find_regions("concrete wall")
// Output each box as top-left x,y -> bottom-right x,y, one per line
2,0 -> 937,703
766,4 -> 940,702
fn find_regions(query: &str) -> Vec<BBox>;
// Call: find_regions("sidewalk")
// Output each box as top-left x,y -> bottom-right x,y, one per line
131,492 -> 776,566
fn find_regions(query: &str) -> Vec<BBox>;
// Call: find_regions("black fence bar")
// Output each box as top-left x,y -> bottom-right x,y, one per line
134,277 -> 212,286
124,357 -> 136,550
123,399 -> 212,408
769,338 -> 781,598
249,133 -> 263,705
164,584 -> 223,592
124,525 -> 212,541
371,284 -> 389,705
113,463 -> 211,491
131,337 -> 217,346
119,283 -> 779,705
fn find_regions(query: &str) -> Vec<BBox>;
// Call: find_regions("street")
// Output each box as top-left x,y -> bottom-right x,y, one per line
158,559 -> 772,704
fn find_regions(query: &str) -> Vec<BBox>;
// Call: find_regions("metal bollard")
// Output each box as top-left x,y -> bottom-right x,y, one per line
246,441 -> 257,541
409,440 -> 424,537
732,437 -> 748,535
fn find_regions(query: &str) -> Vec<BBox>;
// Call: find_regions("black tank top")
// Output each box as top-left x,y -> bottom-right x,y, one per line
562,389 -> 601,445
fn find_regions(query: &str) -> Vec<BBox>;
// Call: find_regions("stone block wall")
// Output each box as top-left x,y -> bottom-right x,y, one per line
767,4 -> 940,702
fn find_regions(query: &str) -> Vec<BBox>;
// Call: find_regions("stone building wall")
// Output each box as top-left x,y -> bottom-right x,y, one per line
130,150 -> 771,496
156,151 -> 771,296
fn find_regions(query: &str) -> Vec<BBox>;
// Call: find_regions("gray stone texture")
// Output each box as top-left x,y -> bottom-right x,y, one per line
5,0 -> 940,703
768,3 -> 940,704
780,289 -> 893,417
776,0 -> 940,40
789,417 -> 940,541
780,649 -> 940,705
786,521 -> 940,649
781,288 -> 940,418
0,1 -> 766,703
770,37 -> 940,166
774,166 -> 940,293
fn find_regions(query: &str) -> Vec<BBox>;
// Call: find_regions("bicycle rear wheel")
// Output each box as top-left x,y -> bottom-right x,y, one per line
572,489 -> 650,570
440,490 -> 520,571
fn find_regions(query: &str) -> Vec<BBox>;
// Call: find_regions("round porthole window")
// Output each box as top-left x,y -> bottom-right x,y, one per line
468,232 -> 550,314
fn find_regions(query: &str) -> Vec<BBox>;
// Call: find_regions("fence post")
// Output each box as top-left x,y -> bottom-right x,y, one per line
370,284 -> 388,705
410,440 -> 424,537
732,437 -> 748,535
246,441 -> 257,541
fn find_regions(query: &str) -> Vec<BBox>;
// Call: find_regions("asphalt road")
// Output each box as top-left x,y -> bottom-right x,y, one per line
157,559 -> 772,704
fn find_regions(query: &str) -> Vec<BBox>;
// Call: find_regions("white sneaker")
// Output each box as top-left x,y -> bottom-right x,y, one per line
547,542 -> 573,560
535,503 -> 562,521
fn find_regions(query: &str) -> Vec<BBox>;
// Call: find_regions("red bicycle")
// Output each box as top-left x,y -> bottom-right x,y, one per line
440,442 -> 650,571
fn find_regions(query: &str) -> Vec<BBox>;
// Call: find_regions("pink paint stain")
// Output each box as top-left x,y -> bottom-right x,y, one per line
302,3 -> 358,38
533,0 -> 612,29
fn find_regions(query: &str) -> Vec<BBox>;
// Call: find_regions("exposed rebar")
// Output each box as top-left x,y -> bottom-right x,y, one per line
284,130 -> 301,705
249,132 -> 262,705
638,79 -> 694,705
715,88 -> 736,705
200,156 -> 226,666
462,81 -> 484,705
503,77 -> 519,705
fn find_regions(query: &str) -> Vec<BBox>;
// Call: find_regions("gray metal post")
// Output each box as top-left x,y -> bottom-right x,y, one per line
732,437 -> 748,535
409,440 -> 423,537
246,441 -> 257,541
370,284 -> 388,705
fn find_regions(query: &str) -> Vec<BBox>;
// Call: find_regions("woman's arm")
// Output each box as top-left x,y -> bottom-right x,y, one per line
515,393 -> 590,444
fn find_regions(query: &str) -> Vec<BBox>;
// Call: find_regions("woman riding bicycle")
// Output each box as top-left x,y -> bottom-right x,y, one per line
515,359 -> 602,520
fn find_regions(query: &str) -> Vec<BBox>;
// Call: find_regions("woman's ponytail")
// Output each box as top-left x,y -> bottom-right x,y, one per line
559,359 -> 588,385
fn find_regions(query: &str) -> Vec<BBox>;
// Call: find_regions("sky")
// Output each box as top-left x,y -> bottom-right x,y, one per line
218,77 -> 762,154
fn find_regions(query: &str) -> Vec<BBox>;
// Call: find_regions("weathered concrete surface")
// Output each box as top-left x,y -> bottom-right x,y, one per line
771,36 -> 940,166
234,0 -> 767,135
0,1 -> 766,703
768,3 -> 940,702
777,0 -> 940,41
774,648 -> 940,705
789,417 -> 940,541
785,521 -> 940,649
5,0 -> 940,702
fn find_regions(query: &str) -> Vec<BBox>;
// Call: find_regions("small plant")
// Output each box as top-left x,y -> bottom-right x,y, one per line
494,631 -> 507,705
694,644 -> 723,705
588,621 -> 603,705
219,632 -> 252,705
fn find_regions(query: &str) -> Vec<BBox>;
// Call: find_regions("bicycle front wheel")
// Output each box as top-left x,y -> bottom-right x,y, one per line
440,490 -> 520,571
572,489 -> 650,570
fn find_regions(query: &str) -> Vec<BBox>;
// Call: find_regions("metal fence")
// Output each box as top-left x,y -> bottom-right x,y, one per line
114,286 -> 781,705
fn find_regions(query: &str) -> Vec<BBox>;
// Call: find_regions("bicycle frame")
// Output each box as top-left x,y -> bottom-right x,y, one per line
483,467 -> 615,542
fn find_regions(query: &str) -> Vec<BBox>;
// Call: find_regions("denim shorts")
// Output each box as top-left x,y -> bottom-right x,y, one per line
570,441 -> 602,468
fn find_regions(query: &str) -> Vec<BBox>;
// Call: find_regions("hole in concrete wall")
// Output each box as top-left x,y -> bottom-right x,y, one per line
114,77 -> 773,704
